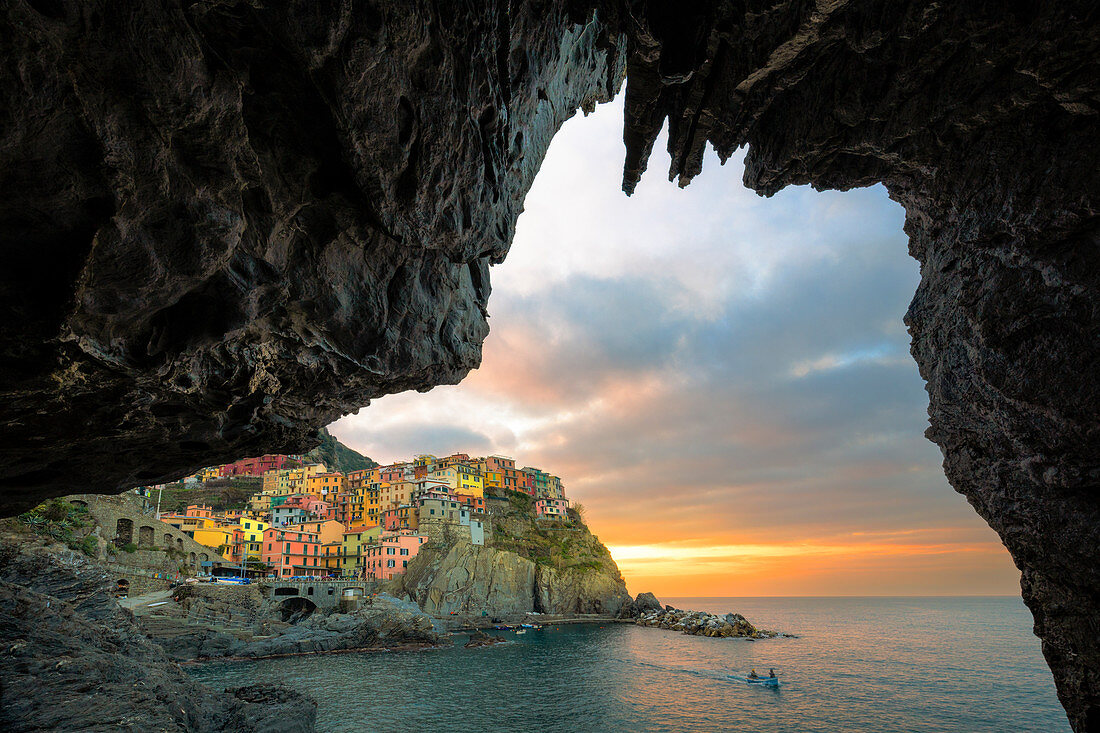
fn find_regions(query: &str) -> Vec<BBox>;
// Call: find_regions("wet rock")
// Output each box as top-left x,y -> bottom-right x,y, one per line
635,607 -> 784,641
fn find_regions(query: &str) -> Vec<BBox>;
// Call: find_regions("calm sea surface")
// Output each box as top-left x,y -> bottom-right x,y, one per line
187,597 -> 1069,732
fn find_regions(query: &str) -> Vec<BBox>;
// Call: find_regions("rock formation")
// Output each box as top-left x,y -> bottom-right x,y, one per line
389,535 -> 632,618
635,607 -> 780,640
0,1 -> 1097,728
0,538 -> 316,731
136,585 -> 442,661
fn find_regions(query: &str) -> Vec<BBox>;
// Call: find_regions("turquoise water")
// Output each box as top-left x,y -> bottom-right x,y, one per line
187,597 -> 1069,732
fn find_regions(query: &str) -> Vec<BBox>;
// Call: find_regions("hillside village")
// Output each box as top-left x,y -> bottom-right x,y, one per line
145,450 -> 571,582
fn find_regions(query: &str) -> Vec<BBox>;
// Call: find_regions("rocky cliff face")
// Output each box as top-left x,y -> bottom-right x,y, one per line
390,537 -> 632,618
389,501 -> 632,618
1,1 -> 1097,728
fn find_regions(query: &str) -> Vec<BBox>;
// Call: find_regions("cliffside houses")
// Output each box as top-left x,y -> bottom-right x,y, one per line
148,451 -> 569,580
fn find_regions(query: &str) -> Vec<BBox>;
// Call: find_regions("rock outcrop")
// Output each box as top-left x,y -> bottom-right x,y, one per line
1,2 -> 1098,728
617,591 -> 663,619
635,607 -> 782,640
390,495 -> 632,617
0,539 -> 316,732
389,536 -> 631,618
138,586 -> 442,661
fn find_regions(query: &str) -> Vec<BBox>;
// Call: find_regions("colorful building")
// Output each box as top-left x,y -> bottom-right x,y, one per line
261,527 -> 322,578
535,498 -> 569,520
341,524 -> 381,575
219,455 -> 292,477
363,532 -> 425,580
238,517 -> 269,559
299,519 -> 345,546
305,472 -> 347,502
382,505 -> 418,532
192,526 -> 237,560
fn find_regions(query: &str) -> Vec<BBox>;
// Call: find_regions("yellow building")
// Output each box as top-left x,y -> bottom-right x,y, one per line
482,468 -> 503,491
193,527 -> 237,560
193,465 -> 222,482
321,541 -> 343,573
428,466 -> 483,498
238,517 -> 269,559
341,524 -> 381,574
305,472 -> 347,502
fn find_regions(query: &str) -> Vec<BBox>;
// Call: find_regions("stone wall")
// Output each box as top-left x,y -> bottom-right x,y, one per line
69,493 -> 225,579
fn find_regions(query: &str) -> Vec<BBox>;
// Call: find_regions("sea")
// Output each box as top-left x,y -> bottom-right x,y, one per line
187,597 -> 1069,732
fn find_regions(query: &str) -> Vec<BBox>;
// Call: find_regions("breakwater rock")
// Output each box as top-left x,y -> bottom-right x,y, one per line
636,607 -> 784,640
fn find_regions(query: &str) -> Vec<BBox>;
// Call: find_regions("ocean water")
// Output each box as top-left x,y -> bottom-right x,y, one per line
187,597 -> 1069,732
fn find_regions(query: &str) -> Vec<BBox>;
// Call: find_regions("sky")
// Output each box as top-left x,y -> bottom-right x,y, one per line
330,96 -> 1022,597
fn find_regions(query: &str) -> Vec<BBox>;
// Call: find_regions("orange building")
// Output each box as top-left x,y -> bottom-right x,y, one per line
261,527 -> 322,578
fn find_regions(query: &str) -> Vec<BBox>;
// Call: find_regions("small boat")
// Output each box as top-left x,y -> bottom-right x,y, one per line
746,676 -> 779,687
515,629 -> 527,635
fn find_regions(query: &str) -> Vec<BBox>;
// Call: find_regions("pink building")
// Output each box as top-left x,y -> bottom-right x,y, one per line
363,532 -> 426,580
535,498 -> 568,520
219,454 -> 291,477
261,527 -> 322,578
380,463 -> 409,483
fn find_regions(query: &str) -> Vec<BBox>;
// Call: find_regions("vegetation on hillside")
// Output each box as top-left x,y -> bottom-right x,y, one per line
13,499 -> 98,557
150,477 -> 261,513
304,427 -> 377,473
487,489 -> 614,573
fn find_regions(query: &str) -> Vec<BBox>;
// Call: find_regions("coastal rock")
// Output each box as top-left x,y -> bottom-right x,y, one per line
617,591 -> 663,619
390,541 -> 632,618
138,585 -> 443,661
464,629 -> 507,648
635,607 -> 781,640
0,540 -> 316,732
0,2 -> 1097,728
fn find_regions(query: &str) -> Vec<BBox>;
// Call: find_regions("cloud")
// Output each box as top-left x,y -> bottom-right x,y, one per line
329,95 -> 1017,596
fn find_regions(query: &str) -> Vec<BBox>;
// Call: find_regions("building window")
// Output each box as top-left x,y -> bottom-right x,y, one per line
387,560 -> 395,568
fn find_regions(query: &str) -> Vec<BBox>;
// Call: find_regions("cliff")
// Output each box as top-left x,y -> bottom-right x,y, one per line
303,428 -> 378,474
389,496 -> 631,617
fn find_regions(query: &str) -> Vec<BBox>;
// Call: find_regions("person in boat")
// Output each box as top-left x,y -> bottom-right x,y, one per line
769,669 -> 776,678
749,669 -> 759,679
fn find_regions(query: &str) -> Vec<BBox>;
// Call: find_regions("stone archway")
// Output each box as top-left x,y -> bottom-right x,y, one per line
163,533 -> 172,546
278,597 -> 317,624
113,519 -> 132,547
138,526 -> 154,546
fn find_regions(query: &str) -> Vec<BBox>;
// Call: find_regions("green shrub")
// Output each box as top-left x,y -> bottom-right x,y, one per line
68,535 -> 99,557
122,542 -> 137,553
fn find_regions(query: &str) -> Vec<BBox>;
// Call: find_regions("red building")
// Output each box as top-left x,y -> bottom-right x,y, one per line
219,454 -> 292,477
261,527 -> 322,578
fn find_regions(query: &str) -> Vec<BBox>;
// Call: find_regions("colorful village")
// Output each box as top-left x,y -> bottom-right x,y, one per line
150,453 -> 570,581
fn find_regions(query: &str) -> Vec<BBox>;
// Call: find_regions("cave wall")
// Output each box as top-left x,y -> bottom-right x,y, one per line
1,0 -> 1097,728
0,0 -> 622,506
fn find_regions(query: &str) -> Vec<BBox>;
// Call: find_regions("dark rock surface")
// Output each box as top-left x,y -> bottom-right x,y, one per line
138,587 -> 443,661
0,0 -> 624,511
1,1 -> 1098,728
618,590 -> 664,619
0,541 -> 316,732
635,607 -> 782,639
